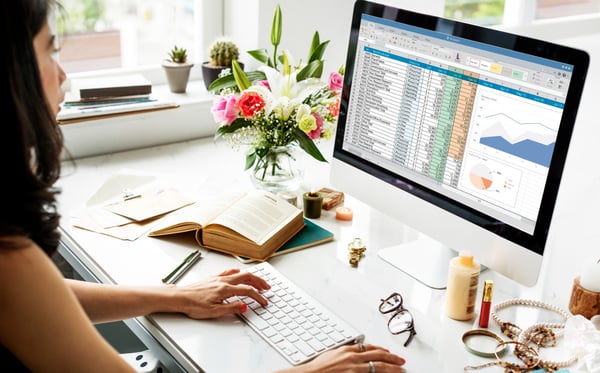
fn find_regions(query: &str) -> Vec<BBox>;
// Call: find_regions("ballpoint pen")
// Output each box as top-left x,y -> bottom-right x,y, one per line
162,250 -> 202,284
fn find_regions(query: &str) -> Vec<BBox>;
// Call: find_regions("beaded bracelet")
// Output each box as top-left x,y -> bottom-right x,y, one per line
495,341 -> 540,371
464,341 -> 540,372
490,298 -> 577,369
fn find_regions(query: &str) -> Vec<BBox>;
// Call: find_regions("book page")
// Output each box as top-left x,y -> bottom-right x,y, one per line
210,190 -> 301,244
149,190 -> 245,234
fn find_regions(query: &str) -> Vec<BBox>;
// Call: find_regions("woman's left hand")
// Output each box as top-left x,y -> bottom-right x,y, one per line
172,268 -> 270,319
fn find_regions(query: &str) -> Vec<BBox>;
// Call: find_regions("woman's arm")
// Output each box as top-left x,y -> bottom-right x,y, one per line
0,238 -> 134,372
66,268 -> 271,323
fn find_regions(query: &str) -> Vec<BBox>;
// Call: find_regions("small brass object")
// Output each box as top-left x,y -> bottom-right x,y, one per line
348,238 -> 366,267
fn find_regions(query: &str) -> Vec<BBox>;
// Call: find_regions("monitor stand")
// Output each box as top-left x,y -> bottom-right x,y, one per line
377,234 -> 456,290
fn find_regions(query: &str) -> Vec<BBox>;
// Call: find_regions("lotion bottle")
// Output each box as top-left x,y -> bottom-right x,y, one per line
445,250 -> 480,320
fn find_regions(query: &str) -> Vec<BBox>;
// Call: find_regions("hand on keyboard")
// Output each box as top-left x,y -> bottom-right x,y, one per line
231,262 -> 366,366
176,267 -> 270,319
274,343 -> 407,373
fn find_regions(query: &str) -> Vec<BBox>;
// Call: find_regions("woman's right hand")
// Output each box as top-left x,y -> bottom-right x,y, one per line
276,343 -> 406,373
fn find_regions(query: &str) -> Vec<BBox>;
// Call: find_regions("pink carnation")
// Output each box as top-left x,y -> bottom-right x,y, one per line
236,92 -> 266,119
307,113 -> 323,140
211,94 -> 238,125
328,72 -> 343,92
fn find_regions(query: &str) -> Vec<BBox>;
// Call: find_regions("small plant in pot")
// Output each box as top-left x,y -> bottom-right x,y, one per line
162,45 -> 194,93
202,39 -> 243,90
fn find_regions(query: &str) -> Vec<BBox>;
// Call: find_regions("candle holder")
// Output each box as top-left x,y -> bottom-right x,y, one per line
569,276 -> 600,319
303,191 -> 323,218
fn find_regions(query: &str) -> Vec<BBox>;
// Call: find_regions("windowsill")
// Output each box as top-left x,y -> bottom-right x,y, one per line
61,79 -> 217,160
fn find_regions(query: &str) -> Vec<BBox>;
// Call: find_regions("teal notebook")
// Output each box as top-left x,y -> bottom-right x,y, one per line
234,219 -> 334,263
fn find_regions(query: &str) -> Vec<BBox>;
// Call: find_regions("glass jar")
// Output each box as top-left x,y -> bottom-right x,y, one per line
250,144 -> 304,193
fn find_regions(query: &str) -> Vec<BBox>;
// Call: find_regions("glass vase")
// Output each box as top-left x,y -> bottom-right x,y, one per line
250,144 -> 304,193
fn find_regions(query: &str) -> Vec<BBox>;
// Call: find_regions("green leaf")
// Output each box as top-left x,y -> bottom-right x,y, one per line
271,4 -> 282,47
208,70 -> 267,93
214,118 -> 253,139
247,48 -> 271,66
296,60 -> 323,81
207,73 -> 236,92
308,40 -> 330,63
232,60 -> 251,91
292,127 -> 327,162
308,32 -> 320,60
245,151 -> 257,171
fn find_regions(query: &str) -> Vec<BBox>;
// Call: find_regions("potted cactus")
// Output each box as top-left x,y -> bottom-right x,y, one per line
162,45 -> 194,93
201,38 -> 243,90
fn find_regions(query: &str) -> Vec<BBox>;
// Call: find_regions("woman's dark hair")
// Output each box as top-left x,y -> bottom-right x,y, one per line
0,0 -> 64,255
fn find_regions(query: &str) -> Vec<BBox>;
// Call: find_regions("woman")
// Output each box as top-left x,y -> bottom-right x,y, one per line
0,1 -> 406,372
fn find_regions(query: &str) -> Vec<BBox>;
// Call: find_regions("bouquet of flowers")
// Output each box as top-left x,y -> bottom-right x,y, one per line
209,4 -> 343,187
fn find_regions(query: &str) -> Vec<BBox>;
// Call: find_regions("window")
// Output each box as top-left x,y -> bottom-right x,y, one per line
537,0 -> 600,19
445,0 -> 600,25
57,1 -> 598,75
57,0 -> 216,74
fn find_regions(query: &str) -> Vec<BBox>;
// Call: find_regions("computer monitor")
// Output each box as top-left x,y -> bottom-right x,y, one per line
330,0 -> 589,288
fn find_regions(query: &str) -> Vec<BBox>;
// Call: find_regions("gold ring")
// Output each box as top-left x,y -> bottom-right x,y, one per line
462,329 -> 506,358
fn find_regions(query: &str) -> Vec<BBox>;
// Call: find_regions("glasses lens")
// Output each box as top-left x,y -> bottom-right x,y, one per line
380,293 -> 403,313
388,310 -> 413,334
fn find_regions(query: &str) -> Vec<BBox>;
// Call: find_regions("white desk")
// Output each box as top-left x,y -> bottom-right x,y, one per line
55,130 -> 597,372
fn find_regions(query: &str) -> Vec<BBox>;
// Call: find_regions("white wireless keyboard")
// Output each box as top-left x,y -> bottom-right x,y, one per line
232,262 -> 364,366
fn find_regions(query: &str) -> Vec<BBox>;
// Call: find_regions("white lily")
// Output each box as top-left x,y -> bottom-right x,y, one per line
259,65 -> 323,102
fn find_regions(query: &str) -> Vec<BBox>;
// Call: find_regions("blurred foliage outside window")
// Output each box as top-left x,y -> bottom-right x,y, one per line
56,0 -> 194,73
57,0 -> 111,35
445,0 -> 505,25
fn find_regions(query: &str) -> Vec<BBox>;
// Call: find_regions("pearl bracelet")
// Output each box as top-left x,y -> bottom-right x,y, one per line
491,298 -> 569,334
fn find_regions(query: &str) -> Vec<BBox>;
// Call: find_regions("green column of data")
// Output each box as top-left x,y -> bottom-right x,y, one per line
428,69 -> 462,181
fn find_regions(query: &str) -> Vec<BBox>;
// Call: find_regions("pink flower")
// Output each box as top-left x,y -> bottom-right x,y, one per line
328,72 -> 343,92
307,113 -> 323,139
257,80 -> 271,90
211,94 -> 238,125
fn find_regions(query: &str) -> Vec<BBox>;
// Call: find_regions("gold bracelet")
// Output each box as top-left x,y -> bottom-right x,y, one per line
461,329 -> 507,358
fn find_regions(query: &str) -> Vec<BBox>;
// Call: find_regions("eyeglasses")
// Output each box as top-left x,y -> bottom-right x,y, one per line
379,292 -> 417,347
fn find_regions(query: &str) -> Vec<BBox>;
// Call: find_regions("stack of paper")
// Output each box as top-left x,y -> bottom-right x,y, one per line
71,173 -> 195,241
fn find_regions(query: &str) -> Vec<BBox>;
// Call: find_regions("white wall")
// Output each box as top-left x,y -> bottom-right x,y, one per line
224,0 -> 444,75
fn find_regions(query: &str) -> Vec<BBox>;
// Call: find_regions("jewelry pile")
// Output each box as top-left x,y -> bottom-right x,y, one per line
464,298 -> 577,372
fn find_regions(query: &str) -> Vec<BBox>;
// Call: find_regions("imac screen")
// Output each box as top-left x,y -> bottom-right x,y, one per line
333,1 -> 589,286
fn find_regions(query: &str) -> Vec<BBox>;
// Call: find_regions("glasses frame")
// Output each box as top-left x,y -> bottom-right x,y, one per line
379,292 -> 417,347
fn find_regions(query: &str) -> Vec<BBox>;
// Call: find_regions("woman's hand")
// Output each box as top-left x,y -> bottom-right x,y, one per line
277,343 -> 406,373
173,268 -> 270,319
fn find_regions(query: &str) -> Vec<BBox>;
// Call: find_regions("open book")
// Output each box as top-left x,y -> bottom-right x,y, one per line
148,190 -> 305,261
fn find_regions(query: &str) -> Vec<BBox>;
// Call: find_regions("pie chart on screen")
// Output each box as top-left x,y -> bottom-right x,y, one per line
469,164 -> 493,190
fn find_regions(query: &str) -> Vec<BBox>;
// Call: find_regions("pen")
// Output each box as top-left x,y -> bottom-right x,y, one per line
162,250 -> 202,284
